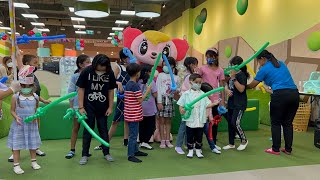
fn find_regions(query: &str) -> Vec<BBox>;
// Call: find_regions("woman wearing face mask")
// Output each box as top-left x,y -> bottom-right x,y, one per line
0,56 -> 14,120
247,50 -> 299,155
198,48 -> 225,151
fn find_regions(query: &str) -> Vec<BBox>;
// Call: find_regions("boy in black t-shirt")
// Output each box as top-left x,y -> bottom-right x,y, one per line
223,56 -> 249,151
76,54 -> 117,165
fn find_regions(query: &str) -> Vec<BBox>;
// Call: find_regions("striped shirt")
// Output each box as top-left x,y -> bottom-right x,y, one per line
124,80 -> 143,122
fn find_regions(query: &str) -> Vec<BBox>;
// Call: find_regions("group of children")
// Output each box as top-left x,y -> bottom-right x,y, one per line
3,47 -> 251,174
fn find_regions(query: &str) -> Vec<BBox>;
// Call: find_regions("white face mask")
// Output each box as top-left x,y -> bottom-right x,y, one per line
191,82 -> 201,91
7,62 -> 13,68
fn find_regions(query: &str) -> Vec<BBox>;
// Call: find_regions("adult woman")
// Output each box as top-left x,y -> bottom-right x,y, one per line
0,56 -> 14,120
247,50 -> 299,155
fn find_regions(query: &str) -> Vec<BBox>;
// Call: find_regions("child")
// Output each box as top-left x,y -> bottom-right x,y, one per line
138,64 -> 157,150
7,66 -> 41,174
65,55 -> 91,159
124,63 -> 152,163
76,54 -> 117,165
175,57 -> 198,154
177,74 -> 219,158
201,82 -> 222,154
0,56 -> 13,119
198,48 -> 225,150
223,56 -> 249,151
8,54 -> 50,162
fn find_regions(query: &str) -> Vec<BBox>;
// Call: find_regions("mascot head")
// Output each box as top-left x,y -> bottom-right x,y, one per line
123,27 -> 189,67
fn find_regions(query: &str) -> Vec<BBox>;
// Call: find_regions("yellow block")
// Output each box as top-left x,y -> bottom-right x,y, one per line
245,107 -> 256,112
51,44 -> 64,57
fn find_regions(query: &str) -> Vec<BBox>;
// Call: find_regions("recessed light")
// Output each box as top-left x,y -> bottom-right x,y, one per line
22,14 -> 39,18
73,25 -> 86,29
14,3 -> 29,8
69,7 -> 75,12
75,31 -> 86,34
107,37 -> 112,40
0,21 -> 2,24
31,22 -> 45,26
121,10 -> 135,16
71,17 -> 85,21
109,33 -> 115,36
115,20 -> 129,24
38,28 -> 50,32
96,52 -> 99,54
112,27 -> 124,31
0,27 -> 11,30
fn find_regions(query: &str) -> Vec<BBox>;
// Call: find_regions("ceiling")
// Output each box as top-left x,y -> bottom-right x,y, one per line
0,0 -> 206,39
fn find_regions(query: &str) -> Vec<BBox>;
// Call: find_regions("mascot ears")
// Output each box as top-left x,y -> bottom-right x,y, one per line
123,27 -> 143,48
172,38 -> 189,61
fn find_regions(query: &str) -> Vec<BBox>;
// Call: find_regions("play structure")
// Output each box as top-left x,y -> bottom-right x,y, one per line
303,72 -> 320,94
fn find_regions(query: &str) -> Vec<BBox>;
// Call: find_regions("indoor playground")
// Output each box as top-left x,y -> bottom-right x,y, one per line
0,0 -> 320,179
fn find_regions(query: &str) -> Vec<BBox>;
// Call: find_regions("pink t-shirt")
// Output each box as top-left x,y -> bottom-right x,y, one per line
198,65 -> 225,102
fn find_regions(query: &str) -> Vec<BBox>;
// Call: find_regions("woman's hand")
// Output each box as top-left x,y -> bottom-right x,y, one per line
265,86 -> 273,94
157,103 -> 163,111
225,88 -> 233,97
43,99 -> 51,104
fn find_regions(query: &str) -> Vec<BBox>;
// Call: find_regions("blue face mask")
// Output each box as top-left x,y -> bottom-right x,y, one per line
163,66 -> 169,74
191,82 -> 201,90
207,58 -> 216,65
21,88 -> 33,95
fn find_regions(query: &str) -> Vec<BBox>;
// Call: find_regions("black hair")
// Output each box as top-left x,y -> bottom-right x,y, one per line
184,57 -> 198,74
139,64 -> 152,84
189,73 -> 202,82
205,48 -> 219,66
127,63 -> 141,77
74,54 -> 90,73
22,54 -> 37,65
230,56 -> 250,79
119,49 -> 133,60
166,57 -> 178,75
257,50 -> 280,68
92,54 -> 112,73
201,82 -> 213,93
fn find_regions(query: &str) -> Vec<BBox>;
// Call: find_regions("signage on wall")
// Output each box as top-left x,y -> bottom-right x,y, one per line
86,30 -> 94,35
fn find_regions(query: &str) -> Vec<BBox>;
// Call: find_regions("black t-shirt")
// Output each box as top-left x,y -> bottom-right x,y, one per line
227,71 -> 247,110
76,66 -> 117,114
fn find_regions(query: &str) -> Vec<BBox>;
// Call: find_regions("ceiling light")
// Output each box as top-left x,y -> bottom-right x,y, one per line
0,21 -> 2,24
8,32 -> 20,35
19,23 -> 22,28
121,10 -> 135,16
31,22 -> 45,26
71,17 -> 85,21
75,31 -> 86,34
135,4 -> 161,18
0,27 -> 11,30
38,28 -> 50,32
109,33 -> 115,35
115,20 -> 129,24
60,27 -> 66,31
73,25 -> 86,29
69,7 -> 75,12
162,3 -> 166,8
14,3 -> 29,8
112,27 -> 123,31
22,26 -> 25,30
22,14 -> 39,18
107,37 -> 112,40
77,0 -> 102,2
75,1 -> 109,18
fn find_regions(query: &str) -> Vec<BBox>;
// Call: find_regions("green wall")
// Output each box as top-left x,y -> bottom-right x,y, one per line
161,0 -> 320,52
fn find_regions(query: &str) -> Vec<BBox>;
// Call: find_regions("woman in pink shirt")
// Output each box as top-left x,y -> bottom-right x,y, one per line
198,48 -> 225,151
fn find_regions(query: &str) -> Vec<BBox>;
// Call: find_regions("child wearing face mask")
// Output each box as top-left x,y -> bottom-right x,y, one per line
177,74 -> 219,158
0,56 -> 14,120
198,48 -> 225,151
7,66 -> 41,174
156,57 -> 180,149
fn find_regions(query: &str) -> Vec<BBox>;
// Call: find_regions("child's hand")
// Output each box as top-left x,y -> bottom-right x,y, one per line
157,103 -> 163,111
209,117 -> 214,123
117,82 -> 124,92
226,89 -> 233,97
180,108 -> 186,115
146,84 -> 152,92
15,116 -> 22,125
79,107 -> 86,115
230,70 -> 237,79
43,100 -> 51,104
213,100 -> 220,106
105,107 -> 112,116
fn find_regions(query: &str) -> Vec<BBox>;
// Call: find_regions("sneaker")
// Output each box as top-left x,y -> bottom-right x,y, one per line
123,139 -> 128,146
104,154 -> 114,162
264,148 -> 280,155
223,145 -> 236,150
175,147 -> 185,155
165,140 -> 174,148
13,164 -> 24,175
212,148 -> 221,154
186,150 -> 193,158
281,148 -> 291,155
237,140 -> 248,151
160,140 -> 166,149
31,160 -> 41,170
79,156 -> 89,165
235,135 -> 240,139
140,143 -> 153,150
215,145 -> 222,151
128,156 -> 142,163
65,151 -> 75,159
94,146 -> 102,150
36,149 -> 46,156
8,154 -> 13,162
195,149 -> 204,158
135,151 -> 148,156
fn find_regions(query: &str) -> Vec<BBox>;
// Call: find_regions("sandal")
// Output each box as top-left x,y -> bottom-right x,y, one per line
13,163 -> 24,175
31,159 -> 41,170
264,148 -> 280,155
